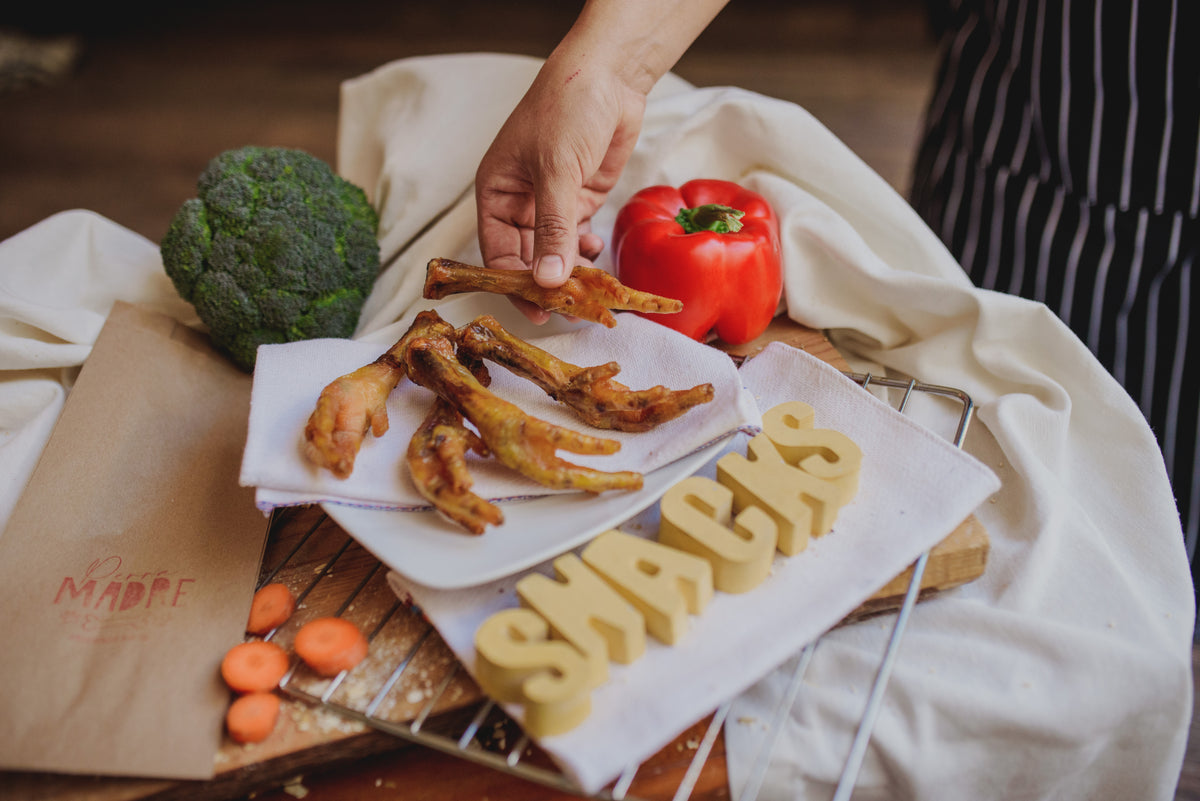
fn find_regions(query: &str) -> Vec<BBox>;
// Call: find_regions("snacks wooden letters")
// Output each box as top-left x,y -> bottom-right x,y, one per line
659,476 -> 777,594
473,402 -> 863,737
761,400 -> 862,505
581,529 -> 714,646
516,554 -> 647,689
474,608 -> 593,737
717,433 -> 845,556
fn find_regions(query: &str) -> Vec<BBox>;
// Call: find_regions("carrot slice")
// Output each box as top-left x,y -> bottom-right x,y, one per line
293,617 -> 369,677
225,691 -> 281,744
220,640 -> 290,694
246,583 -> 296,635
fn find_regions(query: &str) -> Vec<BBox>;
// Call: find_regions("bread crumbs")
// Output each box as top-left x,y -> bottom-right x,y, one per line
282,776 -> 308,798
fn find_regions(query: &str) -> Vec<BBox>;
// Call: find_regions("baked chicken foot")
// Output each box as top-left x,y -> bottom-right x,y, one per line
403,334 -> 644,493
303,310 -> 455,478
407,396 -> 503,535
423,257 -> 683,328
457,315 -> 716,432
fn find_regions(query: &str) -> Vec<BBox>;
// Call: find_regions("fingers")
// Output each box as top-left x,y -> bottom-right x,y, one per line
579,230 -> 605,262
511,296 -> 552,326
531,161 -> 581,289
476,179 -> 532,274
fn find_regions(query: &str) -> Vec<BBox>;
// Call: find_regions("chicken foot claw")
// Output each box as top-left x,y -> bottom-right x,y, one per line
403,334 -> 644,493
457,315 -> 715,432
407,396 -> 503,535
423,257 -> 683,328
303,310 -> 455,478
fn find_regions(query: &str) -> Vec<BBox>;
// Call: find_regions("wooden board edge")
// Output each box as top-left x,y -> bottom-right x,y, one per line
710,315 -> 852,370
843,514 -> 989,624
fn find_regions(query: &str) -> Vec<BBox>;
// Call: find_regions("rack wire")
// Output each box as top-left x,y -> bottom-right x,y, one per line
258,370 -> 978,801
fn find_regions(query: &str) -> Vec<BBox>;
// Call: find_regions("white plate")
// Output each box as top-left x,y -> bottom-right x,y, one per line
325,292 -> 734,589
322,435 -> 728,589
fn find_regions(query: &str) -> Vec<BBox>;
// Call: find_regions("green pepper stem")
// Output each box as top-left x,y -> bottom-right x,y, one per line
675,203 -> 745,234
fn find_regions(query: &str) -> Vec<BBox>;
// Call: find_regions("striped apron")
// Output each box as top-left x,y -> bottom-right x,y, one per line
910,0 -> 1200,596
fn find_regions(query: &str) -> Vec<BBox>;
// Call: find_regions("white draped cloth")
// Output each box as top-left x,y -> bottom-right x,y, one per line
1,52 -> 1192,800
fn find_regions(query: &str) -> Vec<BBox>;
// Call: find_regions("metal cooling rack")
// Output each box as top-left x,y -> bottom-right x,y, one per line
258,370 -> 977,801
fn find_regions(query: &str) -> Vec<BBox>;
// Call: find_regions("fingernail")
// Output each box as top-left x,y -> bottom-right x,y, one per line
534,255 -> 568,283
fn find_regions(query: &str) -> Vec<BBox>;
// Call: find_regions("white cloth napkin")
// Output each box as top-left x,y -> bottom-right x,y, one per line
240,301 -> 758,512
336,53 -> 1193,801
386,341 -> 1000,794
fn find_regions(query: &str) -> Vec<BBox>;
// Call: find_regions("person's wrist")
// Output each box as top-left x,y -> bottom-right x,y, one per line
550,8 -> 665,98
559,0 -> 729,95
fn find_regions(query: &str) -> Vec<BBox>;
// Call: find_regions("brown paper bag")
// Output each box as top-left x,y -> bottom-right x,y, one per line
0,302 -> 269,779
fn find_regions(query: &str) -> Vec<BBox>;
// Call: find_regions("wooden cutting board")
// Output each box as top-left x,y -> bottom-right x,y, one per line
3,318 -> 989,801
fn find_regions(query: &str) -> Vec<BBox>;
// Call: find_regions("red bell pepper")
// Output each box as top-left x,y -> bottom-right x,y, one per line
612,179 -> 782,345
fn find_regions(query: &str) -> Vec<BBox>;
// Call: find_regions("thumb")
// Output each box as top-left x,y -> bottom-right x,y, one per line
531,168 -> 580,288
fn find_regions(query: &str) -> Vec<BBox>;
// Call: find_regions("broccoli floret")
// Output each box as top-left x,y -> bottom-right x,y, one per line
160,145 -> 381,371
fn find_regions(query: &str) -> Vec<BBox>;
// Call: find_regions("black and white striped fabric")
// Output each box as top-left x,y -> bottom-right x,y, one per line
910,0 -> 1199,590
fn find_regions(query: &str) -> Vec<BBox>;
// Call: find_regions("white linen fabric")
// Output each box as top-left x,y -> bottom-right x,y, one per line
335,54 -> 1193,801
0,51 -> 1191,800
385,342 -> 1001,794
0,210 -> 198,532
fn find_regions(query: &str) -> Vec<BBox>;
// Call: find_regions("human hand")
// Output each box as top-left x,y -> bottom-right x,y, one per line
474,0 -> 729,325
475,51 -> 648,323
